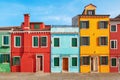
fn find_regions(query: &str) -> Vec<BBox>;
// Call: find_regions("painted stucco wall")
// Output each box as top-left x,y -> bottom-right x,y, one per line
0,32 -> 10,72
51,27 -> 80,73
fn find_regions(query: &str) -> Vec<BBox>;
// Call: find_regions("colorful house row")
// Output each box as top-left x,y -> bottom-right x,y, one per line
0,4 -> 120,73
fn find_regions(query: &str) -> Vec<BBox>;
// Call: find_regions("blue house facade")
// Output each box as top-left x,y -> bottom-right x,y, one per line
51,26 -> 79,73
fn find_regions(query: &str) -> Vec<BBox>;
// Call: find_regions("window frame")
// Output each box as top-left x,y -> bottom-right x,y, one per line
53,57 -> 60,67
34,24 -> 40,29
0,54 -> 10,64
81,56 -> 90,65
40,36 -> 48,48
110,40 -> 117,49
110,25 -> 117,32
53,37 -> 60,47
14,36 -> 21,48
71,37 -> 78,47
99,36 -> 108,46
111,57 -> 117,67
2,35 -> 10,47
32,36 -> 39,48
12,56 -> 20,66
80,21 -> 89,29
100,56 -> 108,65
87,10 -> 95,15
81,36 -> 90,46
99,21 -> 108,29
71,57 -> 78,67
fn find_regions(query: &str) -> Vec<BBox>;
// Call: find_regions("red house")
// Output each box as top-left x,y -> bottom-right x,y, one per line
11,14 -> 51,72
110,15 -> 120,72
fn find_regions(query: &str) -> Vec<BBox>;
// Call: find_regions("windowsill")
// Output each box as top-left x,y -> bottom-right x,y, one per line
111,66 -> 117,67
98,28 -> 108,29
111,31 -> 117,32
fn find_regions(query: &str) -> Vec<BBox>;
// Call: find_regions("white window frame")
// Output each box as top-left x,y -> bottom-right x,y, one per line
40,36 -> 48,48
2,35 -> 10,46
110,40 -> 117,49
32,36 -> 39,48
53,37 -> 60,47
14,36 -> 21,48
110,24 -> 117,32
71,37 -> 78,47
111,57 -> 117,67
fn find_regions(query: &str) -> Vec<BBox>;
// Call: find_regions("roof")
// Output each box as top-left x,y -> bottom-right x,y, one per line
84,3 -> 96,8
0,26 -> 21,31
78,14 -> 110,16
110,15 -> 120,21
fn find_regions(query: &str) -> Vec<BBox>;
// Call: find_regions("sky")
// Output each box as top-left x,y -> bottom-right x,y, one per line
0,0 -> 120,26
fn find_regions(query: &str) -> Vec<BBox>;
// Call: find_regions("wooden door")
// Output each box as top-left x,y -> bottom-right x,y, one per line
36,56 -> 43,72
91,56 -> 98,72
63,58 -> 68,71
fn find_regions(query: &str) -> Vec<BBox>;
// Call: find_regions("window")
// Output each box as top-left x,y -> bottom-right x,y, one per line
54,57 -> 59,67
33,36 -> 38,47
81,37 -> 90,46
80,21 -> 89,29
72,38 -> 77,47
110,40 -> 117,49
99,37 -> 108,46
111,58 -> 116,67
0,54 -> 10,63
111,25 -> 117,32
54,38 -> 59,47
72,57 -> 77,66
34,24 -> 40,29
2,35 -> 9,46
13,57 -> 20,66
87,10 -> 95,15
81,56 -> 90,65
99,21 -> 108,29
100,56 -> 108,65
40,37 -> 47,47
15,36 -> 21,47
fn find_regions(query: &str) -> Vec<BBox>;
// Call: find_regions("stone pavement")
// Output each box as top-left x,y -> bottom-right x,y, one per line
0,72 -> 120,80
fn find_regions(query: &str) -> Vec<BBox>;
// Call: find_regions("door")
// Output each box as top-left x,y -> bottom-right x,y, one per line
62,58 -> 68,72
91,56 -> 98,72
118,59 -> 120,72
36,56 -> 43,72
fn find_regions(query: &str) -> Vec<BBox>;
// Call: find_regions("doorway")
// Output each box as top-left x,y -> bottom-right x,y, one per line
36,56 -> 43,72
62,58 -> 68,72
91,56 -> 98,72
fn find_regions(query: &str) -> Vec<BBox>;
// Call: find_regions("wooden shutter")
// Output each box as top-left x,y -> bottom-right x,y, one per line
72,57 -> 77,66
72,38 -> 77,47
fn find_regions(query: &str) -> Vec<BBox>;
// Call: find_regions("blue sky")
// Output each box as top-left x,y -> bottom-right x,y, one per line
0,0 -> 120,26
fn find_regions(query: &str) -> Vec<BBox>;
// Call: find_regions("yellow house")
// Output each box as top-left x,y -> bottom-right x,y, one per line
72,4 -> 110,73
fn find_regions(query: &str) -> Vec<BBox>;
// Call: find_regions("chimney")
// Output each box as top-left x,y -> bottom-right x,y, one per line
22,14 -> 30,30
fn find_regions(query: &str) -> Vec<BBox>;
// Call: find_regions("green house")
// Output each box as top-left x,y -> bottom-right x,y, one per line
0,29 -> 11,72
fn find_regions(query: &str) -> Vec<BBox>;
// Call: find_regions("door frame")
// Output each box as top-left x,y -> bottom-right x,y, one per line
62,57 -> 69,72
90,56 -> 98,73
118,58 -> 120,73
36,54 -> 44,72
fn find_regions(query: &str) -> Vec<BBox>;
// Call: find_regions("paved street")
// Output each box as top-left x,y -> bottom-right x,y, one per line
0,72 -> 120,80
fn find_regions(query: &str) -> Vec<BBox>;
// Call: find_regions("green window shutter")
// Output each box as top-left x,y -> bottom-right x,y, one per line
54,38 -> 59,47
0,54 -> 2,63
72,38 -> 77,47
80,21 -> 82,28
33,37 -> 38,47
3,36 -> 9,45
41,37 -> 47,46
72,57 -> 77,66
54,57 -> 59,66
86,21 -> 89,28
99,21 -> 101,29
100,56 -> 102,65
34,24 -> 40,29
111,58 -> 116,66
104,21 -> 108,28
16,37 -> 20,46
